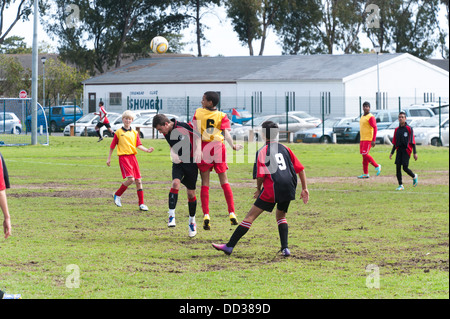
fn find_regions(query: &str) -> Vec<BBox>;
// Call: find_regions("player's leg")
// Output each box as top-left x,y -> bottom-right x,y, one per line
168,178 -> 181,227
200,169 -> 211,230
218,171 -> 238,225
187,189 -> 197,237
275,202 -> 290,256
135,178 -> 148,211
95,123 -> 103,141
396,164 -> 404,190
402,160 -> 417,186
212,205 -> 265,255
114,176 -> 134,207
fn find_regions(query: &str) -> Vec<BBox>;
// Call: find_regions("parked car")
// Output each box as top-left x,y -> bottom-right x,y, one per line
376,117 -> 427,144
0,112 -> 22,134
402,105 -> 435,118
414,116 -> 449,146
64,112 -> 121,137
231,114 -> 316,141
428,104 -> 449,116
27,105 -> 83,133
294,117 -> 353,143
133,113 -> 179,138
284,111 -> 322,127
110,110 -> 158,132
222,108 -> 252,124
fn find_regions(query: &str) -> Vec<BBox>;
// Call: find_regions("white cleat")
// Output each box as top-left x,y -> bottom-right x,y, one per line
188,223 -> 197,237
113,194 -> 122,207
139,204 -> 149,211
168,215 -> 176,227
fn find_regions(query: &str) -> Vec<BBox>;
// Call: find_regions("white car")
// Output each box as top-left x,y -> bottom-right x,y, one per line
0,112 -> 22,134
231,114 -> 316,141
284,111 -> 322,127
63,112 -> 121,137
376,118 -> 427,144
110,110 -> 157,132
415,116 -> 449,146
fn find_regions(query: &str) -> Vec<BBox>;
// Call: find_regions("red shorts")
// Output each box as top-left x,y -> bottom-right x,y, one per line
360,141 -> 373,155
118,154 -> 141,179
197,141 -> 228,174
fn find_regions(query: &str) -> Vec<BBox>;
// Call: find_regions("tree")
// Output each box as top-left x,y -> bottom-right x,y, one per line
180,0 -> 222,57
0,35 -> 31,53
44,0 -> 186,75
0,54 -> 31,97
0,0 -> 33,45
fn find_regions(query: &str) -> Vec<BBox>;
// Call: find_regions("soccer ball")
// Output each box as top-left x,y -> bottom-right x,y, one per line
150,36 -> 169,54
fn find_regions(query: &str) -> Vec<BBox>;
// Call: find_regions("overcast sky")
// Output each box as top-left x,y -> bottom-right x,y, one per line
3,3 -> 449,58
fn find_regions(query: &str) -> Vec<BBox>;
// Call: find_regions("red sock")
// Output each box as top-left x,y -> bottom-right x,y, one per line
221,183 -> 235,213
200,186 -> 209,215
137,189 -> 144,205
115,184 -> 128,196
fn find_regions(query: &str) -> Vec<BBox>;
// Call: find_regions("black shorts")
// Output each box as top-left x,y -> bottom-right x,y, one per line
395,148 -> 411,166
254,197 -> 291,213
172,162 -> 198,190
95,122 -> 111,129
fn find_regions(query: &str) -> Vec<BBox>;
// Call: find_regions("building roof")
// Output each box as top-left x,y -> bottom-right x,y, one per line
427,59 -> 449,72
83,53 -> 446,85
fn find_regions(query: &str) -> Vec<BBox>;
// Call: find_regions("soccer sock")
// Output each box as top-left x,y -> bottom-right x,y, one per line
227,221 -> 252,248
221,183 -> 235,213
362,156 -> 370,174
137,189 -> 144,205
96,130 -> 101,138
169,188 -> 179,210
200,186 -> 209,215
188,196 -> 197,217
277,218 -> 289,250
115,184 -> 128,196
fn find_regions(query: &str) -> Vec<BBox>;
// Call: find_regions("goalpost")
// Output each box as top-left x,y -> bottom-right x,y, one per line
0,98 -> 49,146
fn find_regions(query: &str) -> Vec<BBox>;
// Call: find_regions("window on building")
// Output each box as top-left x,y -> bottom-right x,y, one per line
110,92 -> 122,106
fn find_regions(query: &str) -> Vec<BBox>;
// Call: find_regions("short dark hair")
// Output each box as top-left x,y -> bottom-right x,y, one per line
261,121 -> 279,140
204,91 -> 220,107
398,111 -> 406,117
99,101 -> 104,106
152,113 -> 170,127
363,101 -> 370,108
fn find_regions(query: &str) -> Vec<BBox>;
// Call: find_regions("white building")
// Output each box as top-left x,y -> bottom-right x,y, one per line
82,53 -> 449,118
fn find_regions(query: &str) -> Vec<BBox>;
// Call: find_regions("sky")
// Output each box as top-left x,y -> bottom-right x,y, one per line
2,2 -> 448,58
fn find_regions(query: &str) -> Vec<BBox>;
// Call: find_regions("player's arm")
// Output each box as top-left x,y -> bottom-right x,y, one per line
224,129 -> 243,151
107,134 -> 119,166
0,190 -> 11,239
137,145 -> 154,153
254,177 -> 264,198
368,116 -> 377,146
298,170 -> 309,204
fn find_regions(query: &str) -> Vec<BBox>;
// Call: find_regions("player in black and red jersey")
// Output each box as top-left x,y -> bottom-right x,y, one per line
212,121 -> 309,257
153,113 -> 200,237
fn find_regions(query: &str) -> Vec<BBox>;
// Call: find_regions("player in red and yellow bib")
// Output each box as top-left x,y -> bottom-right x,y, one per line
192,91 -> 243,230
358,101 -> 381,178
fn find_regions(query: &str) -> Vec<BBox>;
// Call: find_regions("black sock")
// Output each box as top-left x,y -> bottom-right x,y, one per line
96,130 -> 101,138
188,198 -> 197,217
227,221 -> 251,247
169,190 -> 178,210
277,219 -> 288,250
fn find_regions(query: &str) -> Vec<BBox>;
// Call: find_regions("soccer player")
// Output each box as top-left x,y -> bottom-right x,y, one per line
212,121 -> 309,257
153,113 -> 199,237
107,111 -> 154,211
94,101 -> 114,142
358,101 -> 381,178
192,91 -> 243,230
0,152 -> 11,239
389,112 -> 418,190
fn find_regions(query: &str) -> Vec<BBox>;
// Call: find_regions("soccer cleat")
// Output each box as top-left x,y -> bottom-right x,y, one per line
168,215 -> 176,227
113,194 -> 122,207
229,212 -> 238,225
357,174 -> 370,179
375,165 -> 382,176
97,137 -> 103,142
413,174 -> 418,187
188,223 -> 197,237
139,204 -> 149,211
203,214 -> 211,230
280,248 -> 291,257
396,185 -> 404,191
212,243 -> 233,255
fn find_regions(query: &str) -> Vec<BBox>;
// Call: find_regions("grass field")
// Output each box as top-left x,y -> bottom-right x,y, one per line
0,136 -> 448,299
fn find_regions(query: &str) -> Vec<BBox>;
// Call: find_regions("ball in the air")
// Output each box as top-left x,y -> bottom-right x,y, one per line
150,36 -> 169,54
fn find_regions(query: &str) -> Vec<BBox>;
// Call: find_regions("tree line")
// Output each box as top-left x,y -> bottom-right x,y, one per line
1,0 -> 449,79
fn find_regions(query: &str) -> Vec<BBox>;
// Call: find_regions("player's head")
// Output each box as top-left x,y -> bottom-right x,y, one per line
153,114 -> 172,135
202,91 -> 219,109
122,110 -> 135,121
398,111 -> 407,125
99,101 -> 104,107
363,101 -> 371,114
262,121 -> 279,141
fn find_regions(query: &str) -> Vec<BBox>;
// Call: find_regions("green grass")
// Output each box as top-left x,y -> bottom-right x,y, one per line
0,137 -> 448,299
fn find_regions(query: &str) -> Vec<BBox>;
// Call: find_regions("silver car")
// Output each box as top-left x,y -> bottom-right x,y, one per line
415,116 -> 449,146
231,114 -> 316,141
0,112 -> 22,134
